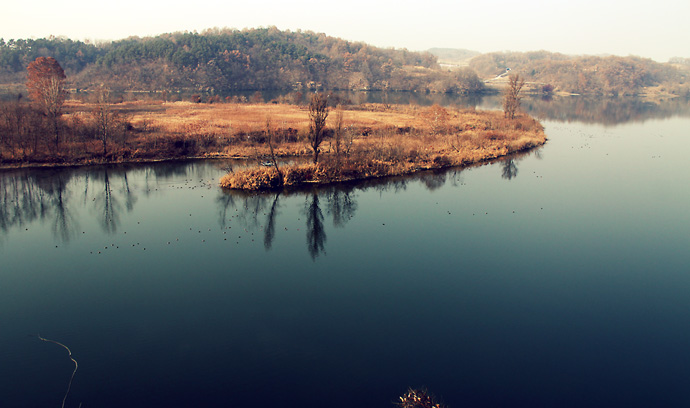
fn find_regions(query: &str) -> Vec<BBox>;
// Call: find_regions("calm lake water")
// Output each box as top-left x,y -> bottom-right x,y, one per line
1,96 -> 690,408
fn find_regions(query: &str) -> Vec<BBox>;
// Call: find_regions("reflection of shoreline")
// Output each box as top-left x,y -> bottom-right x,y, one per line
518,95 -> 690,125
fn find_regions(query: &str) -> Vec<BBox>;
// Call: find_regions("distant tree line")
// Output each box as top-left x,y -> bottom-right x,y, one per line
0,28 -> 484,94
470,51 -> 690,97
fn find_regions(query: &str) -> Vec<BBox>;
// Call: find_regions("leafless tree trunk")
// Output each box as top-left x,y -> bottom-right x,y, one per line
265,118 -> 283,184
26,57 -> 67,150
308,93 -> 329,164
93,88 -> 114,156
333,106 -> 344,174
503,74 -> 525,120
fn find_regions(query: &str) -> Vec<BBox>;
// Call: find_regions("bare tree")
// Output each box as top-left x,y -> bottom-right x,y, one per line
332,105 -> 344,173
265,118 -> 283,184
503,74 -> 525,120
308,92 -> 329,164
26,57 -> 67,149
93,87 -> 118,157
424,104 -> 450,135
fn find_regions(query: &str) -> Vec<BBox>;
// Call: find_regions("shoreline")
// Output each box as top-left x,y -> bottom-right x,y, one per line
219,140 -> 546,191
255,141 -> 546,190
0,153 -> 252,171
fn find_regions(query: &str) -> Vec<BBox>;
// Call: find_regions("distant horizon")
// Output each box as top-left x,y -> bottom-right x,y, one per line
2,0 -> 688,63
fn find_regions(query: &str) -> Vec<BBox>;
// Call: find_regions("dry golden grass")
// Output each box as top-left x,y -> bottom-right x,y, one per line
133,102 -> 429,135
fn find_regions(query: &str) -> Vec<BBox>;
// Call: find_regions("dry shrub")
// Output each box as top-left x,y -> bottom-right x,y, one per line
283,164 -> 316,185
220,168 -> 281,189
432,155 -> 452,167
397,388 -> 445,408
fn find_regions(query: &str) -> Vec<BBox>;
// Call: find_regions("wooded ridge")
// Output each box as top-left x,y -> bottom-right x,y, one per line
1,28 -> 688,96
0,28 -> 483,94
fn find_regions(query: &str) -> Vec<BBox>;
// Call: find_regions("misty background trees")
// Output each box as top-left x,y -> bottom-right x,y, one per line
470,51 -> 690,96
2,29 -> 688,97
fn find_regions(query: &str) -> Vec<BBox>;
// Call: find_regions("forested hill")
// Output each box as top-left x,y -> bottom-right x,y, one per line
470,51 -> 690,97
3,30 -> 687,97
0,28 -> 484,94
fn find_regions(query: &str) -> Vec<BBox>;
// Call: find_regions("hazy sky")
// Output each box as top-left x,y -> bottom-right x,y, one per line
1,0 -> 688,62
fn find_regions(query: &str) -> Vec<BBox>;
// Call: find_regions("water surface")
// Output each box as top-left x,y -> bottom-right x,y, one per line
1,97 -> 690,408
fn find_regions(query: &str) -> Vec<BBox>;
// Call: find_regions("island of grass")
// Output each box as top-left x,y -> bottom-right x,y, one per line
218,102 -> 546,190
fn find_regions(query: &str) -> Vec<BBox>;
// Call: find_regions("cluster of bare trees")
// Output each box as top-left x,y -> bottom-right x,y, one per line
26,57 -> 67,149
1,57 -> 129,162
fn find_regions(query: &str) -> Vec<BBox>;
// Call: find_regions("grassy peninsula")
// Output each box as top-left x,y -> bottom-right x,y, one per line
217,101 -> 546,189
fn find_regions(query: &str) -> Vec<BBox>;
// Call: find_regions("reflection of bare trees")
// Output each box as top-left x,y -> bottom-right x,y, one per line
33,170 -> 78,242
501,159 -> 518,180
0,171 -> 51,242
325,187 -> 357,228
305,192 -> 326,260
216,193 -> 237,229
0,166 -> 142,243
0,170 -> 79,242
95,170 -> 119,233
50,176 -> 77,242
90,168 -> 138,234
420,171 -> 447,191
499,146 -> 544,181
264,192 -> 281,250
216,190 -> 277,248
217,185 -> 359,258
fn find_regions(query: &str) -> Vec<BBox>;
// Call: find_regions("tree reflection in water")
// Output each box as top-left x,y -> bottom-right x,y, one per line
499,145 -> 545,181
216,184 -> 359,258
263,192 -> 281,251
501,159 -> 518,180
90,167 -> 138,234
27,170 -> 77,242
0,171 -> 50,242
420,171 -> 447,191
325,187 -> 357,228
305,192 -> 326,259
0,166 -> 140,244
